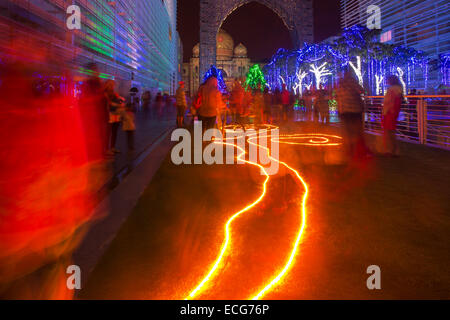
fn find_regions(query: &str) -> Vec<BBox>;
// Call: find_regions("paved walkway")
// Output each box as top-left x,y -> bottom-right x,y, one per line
98,108 -> 176,194
78,121 -> 450,299
0,107 -> 176,299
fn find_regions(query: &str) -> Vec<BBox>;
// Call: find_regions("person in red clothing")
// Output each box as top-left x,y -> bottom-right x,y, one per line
281,84 -> 291,121
197,77 -> 226,133
262,87 -> 273,124
382,75 -> 403,156
241,86 -> 253,125
230,79 -> 244,124
79,63 -> 109,161
0,61 -> 98,299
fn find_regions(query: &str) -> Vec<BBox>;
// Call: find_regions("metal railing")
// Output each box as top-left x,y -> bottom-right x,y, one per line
364,95 -> 450,150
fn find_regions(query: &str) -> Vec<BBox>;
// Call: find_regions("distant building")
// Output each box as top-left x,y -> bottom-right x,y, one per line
340,0 -> 450,90
0,0 -> 179,95
182,29 -> 255,96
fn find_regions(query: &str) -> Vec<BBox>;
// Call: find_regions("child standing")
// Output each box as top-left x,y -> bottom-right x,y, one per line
104,80 -> 125,156
122,92 -> 138,152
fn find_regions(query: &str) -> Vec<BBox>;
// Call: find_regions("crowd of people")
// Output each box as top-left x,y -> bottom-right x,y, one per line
174,78 -> 344,131
80,64 -> 178,161
173,71 -> 405,161
82,62 -> 406,163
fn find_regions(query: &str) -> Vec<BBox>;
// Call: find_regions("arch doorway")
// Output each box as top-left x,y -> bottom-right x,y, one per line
199,0 -> 313,81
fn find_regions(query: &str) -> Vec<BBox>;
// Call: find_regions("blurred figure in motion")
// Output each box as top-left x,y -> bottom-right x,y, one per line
155,91 -> 164,120
122,88 -> 138,152
263,87 -> 273,124
197,77 -> 225,133
336,71 -> 370,161
281,84 -> 290,122
235,86 -> 247,127
230,79 -> 244,124
242,85 -> 254,125
272,87 -> 282,123
312,88 -> 320,122
175,81 -> 187,128
104,80 -> 125,156
163,92 -> 171,118
79,63 -> 109,161
141,90 -> 152,119
0,62 -> 98,299
217,92 -> 229,133
382,75 -> 403,157
191,81 -> 206,124
316,84 -> 330,124
304,89 -> 313,121
253,84 -> 265,124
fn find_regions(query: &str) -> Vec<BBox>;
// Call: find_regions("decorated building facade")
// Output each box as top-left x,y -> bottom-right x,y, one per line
182,29 -> 254,96
0,0 -> 181,96
340,0 -> 450,90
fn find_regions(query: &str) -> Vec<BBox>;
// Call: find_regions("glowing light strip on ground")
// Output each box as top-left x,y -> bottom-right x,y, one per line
185,126 -> 342,300
273,133 -> 343,147
185,140 -> 270,300
246,132 -> 311,299
248,131 -> 341,299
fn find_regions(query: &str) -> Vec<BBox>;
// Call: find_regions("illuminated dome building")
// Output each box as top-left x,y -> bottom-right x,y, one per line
182,29 -> 253,96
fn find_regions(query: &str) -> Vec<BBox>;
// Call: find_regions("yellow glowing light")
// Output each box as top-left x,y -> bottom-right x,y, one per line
185,126 -> 342,300
185,140 -> 270,300
249,158 -> 308,300
272,133 -> 343,147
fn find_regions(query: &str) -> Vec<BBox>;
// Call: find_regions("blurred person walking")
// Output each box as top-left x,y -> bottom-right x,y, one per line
253,84 -> 265,124
216,94 -> 228,133
316,84 -> 330,124
263,87 -> 273,124
281,84 -> 290,121
142,90 -> 152,119
104,80 -> 125,155
175,81 -> 187,128
155,92 -> 164,120
163,92 -> 172,117
312,88 -> 320,122
336,71 -> 369,160
304,89 -> 313,121
382,75 -> 403,156
197,77 -> 226,133
273,88 -> 282,122
121,88 -> 138,152
0,62 -> 98,299
79,63 -> 108,161
230,79 -> 244,124
241,86 -> 253,125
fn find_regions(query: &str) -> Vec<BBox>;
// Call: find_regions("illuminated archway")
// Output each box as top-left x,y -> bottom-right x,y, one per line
199,0 -> 313,81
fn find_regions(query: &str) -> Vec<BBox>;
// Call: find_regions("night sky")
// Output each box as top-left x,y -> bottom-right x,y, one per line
177,0 -> 341,63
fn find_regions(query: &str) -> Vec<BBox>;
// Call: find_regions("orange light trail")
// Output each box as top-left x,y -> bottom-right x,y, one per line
185,140 -> 271,300
272,133 -> 343,146
185,126 -> 342,300
247,134 -> 309,300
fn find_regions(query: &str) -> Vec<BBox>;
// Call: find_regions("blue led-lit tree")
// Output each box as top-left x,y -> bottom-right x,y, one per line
203,65 -> 227,94
263,24 -> 430,96
440,52 -> 450,86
